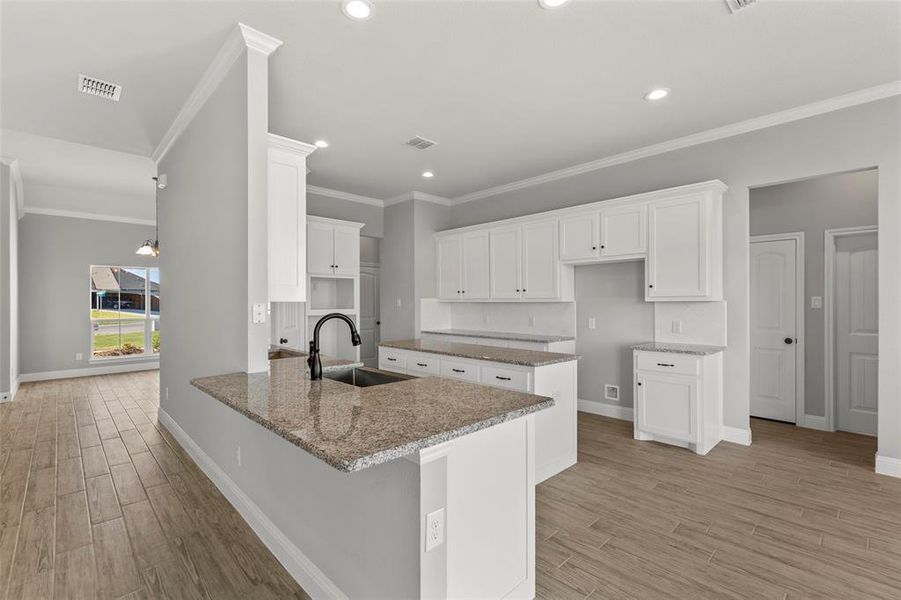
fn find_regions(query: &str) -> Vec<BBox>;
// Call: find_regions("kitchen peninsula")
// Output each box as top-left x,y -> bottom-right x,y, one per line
188,353 -> 552,599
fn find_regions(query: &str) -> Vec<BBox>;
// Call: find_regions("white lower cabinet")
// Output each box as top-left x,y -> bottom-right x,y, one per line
633,350 -> 723,455
379,346 -> 577,482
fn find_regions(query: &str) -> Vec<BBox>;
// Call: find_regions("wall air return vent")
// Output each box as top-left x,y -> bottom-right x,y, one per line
78,74 -> 122,101
405,136 -> 437,150
724,0 -> 756,13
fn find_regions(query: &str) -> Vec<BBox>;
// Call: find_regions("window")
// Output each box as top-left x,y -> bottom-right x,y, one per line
90,266 -> 160,359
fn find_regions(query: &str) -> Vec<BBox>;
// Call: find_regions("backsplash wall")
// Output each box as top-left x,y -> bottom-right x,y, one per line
446,302 -> 576,337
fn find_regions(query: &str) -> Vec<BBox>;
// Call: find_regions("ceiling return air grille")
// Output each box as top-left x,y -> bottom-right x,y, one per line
78,74 -> 122,101
405,136 -> 437,150
724,0 -> 756,13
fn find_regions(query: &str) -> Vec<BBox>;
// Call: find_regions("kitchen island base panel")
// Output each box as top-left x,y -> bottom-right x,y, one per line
161,390 -> 536,600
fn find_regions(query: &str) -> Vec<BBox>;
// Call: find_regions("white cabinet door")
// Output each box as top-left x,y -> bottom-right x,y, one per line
647,194 -> 708,299
521,220 -> 558,299
600,204 -> 646,257
490,226 -> 522,299
267,147 -> 307,301
307,221 -> 336,275
558,213 -> 599,261
332,225 -> 359,276
437,236 -> 463,300
462,231 -> 490,300
636,371 -> 697,443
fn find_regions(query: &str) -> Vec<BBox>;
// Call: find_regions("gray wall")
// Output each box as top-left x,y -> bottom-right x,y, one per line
307,192 -> 383,238
446,96 -> 901,451
575,261 -> 654,409
0,164 -> 18,394
17,214 -> 158,375
360,235 -> 380,264
413,200 -> 451,336
379,201 -> 414,341
750,169 -> 878,417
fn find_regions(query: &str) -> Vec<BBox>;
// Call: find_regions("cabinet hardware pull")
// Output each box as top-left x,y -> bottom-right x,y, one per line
657,363 -> 675,367
516,289 -> 520,292
386,357 -> 397,362
637,382 -> 642,386
601,245 -> 605,249
649,284 -> 654,288
416,363 -> 428,367
592,246 -> 597,250
452,368 -> 465,373
495,376 -> 512,381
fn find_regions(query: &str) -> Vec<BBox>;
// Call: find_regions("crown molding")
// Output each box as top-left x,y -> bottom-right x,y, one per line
383,190 -> 451,207
383,192 -> 414,207
306,185 -> 383,207
452,80 -> 901,205
152,23 -> 283,164
23,206 -> 155,227
269,133 -> 317,157
0,157 -> 24,219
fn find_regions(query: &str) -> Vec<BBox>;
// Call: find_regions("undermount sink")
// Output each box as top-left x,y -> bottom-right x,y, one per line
269,349 -> 304,360
323,367 -> 414,388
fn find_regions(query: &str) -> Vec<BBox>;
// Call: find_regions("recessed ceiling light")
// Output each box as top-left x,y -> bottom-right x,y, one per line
422,171 -> 434,178
538,0 -> 571,8
314,140 -> 329,148
644,88 -> 670,101
341,0 -> 372,20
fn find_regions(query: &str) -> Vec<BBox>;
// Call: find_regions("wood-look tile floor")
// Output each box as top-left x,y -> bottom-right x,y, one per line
4,372 -> 901,599
0,371 -> 310,600
536,414 -> 901,600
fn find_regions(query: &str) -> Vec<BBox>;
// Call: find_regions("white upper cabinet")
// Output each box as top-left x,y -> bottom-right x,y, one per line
489,226 -> 522,299
462,231 -> 490,299
559,213 -> 599,261
647,192 -> 722,301
521,220 -> 558,299
268,134 -> 316,302
600,203 -> 647,257
307,216 -> 363,278
437,236 -> 463,299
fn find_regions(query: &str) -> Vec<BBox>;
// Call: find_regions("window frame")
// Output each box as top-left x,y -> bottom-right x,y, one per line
89,265 -> 160,361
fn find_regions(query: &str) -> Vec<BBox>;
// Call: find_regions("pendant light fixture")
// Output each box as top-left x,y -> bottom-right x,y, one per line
136,174 -> 165,256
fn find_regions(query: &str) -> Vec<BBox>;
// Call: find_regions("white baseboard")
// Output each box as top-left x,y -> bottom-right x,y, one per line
721,426 -> 752,446
875,454 -> 901,479
157,409 -> 347,599
19,361 -> 159,383
0,378 -> 19,403
799,414 -> 830,431
578,398 -> 633,421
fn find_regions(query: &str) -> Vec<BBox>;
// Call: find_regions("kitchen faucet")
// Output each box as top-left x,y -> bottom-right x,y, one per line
308,312 -> 362,380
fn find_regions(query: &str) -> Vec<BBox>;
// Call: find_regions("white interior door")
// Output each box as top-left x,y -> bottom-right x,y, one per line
835,232 -> 878,435
750,239 -> 798,422
359,266 -> 380,368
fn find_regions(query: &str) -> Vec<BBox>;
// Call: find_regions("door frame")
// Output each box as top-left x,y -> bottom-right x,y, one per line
749,232 -> 805,426
824,225 -> 878,433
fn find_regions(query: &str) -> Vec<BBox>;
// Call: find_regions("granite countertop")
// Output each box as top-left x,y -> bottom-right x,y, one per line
380,339 -> 579,367
191,355 -> 553,473
421,328 -> 575,343
631,342 -> 726,356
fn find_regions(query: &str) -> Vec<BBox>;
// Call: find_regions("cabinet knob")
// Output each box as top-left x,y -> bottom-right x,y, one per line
592,246 -> 597,250
784,337 -> 794,345
516,289 -> 520,292
601,245 -> 605,249
637,382 -> 642,386
649,284 -> 654,289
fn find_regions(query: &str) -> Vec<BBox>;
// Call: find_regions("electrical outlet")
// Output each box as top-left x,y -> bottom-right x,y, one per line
425,508 -> 445,551
235,445 -> 242,466
75,352 -> 83,361
396,298 -> 402,308
671,320 -> 683,334
605,384 -> 620,402
811,296 -> 823,309
588,317 -> 596,330
165,387 -> 169,401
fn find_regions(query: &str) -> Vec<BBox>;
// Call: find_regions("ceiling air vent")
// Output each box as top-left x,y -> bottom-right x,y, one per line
78,74 -> 122,101
405,136 -> 437,150
724,0 -> 756,13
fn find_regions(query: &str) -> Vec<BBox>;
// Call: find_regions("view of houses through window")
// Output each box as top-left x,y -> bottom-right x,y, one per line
90,266 -> 160,358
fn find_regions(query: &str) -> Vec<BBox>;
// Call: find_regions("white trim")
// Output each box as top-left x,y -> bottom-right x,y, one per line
0,157 -> 25,218
268,133 -> 317,157
721,426 -> 752,446
306,214 -> 365,229
384,190 -> 452,207
452,81 -> 901,204
0,379 -> 19,403
824,225 -> 878,433
875,454 -> 901,479
157,408 -> 347,599
152,23 -> 283,163
799,414 -> 830,431
750,232 -> 805,426
577,398 -> 633,421
22,206 -> 155,227
306,185 -> 384,207
19,361 -> 159,383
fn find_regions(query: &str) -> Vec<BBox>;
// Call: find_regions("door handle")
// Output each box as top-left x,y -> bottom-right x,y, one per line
376,320 -> 381,325
784,337 -> 794,345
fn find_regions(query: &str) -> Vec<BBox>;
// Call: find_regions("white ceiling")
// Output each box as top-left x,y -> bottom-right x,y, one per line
2,0 -> 900,203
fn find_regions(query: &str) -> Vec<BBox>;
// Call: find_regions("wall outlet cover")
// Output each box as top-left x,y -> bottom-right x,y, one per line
425,507 -> 445,551
811,296 -> 823,309
75,352 -> 83,361
252,303 -> 266,324
604,384 -> 620,402
671,319 -> 683,334
588,317 -> 596,330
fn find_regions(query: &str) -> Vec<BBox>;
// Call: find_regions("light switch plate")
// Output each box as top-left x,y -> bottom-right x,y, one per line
811,296 -> 823,309
425,508 -> 445,551
252,303 -> 267,324
671,320 -> 683,334
588,317 -> 596,330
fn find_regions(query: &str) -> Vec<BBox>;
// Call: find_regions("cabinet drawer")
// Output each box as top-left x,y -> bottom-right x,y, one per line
636,352 -> 699,376
379,348 -> 407,373
480,365 -> 529,391
440,360 -> 480,383
407,354 -> 440,376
